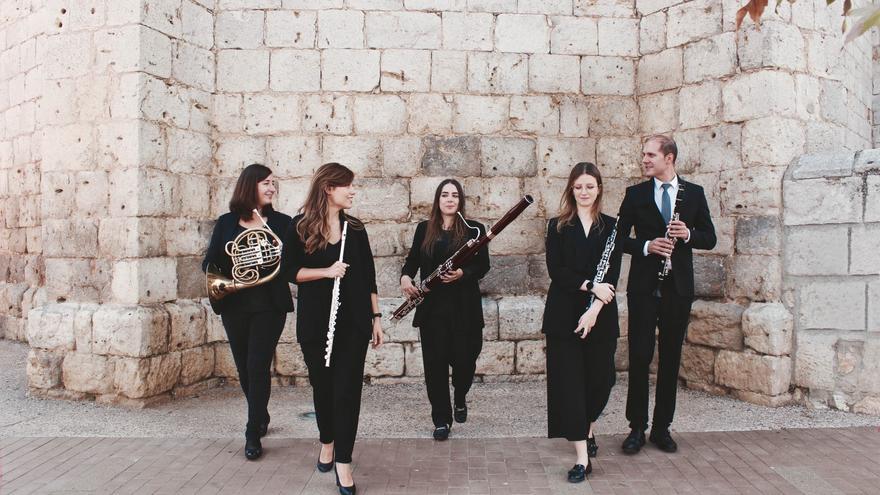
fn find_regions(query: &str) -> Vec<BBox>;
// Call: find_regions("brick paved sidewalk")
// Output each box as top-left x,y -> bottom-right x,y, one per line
2,427 -> 879,494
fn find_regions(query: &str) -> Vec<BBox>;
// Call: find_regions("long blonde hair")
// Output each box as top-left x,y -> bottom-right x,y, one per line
556,162 -> 604,233
296,162 -> 363,254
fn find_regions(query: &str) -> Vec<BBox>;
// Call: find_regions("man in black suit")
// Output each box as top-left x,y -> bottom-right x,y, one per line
617,135 -> 716,454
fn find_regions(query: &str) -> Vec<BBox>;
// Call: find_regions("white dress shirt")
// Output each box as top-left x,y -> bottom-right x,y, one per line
642,175 -> 690,256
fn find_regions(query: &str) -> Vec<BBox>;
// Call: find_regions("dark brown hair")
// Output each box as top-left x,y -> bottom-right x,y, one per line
422,179 -> 468,256
556,162 -> 604,233
645,134 -> 678,163
229,163 -> 275,220
296,162 -> 363,254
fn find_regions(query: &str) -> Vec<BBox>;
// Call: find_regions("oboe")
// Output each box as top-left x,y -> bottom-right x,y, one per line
576,216 -> 619,336
654,180 -> 685,297
324,220 -> 348,367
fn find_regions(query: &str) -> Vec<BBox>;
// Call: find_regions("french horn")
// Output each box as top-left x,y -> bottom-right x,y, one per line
206,209 -> 283,306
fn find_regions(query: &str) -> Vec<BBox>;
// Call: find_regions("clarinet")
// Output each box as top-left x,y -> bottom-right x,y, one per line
654,180 -> 685,297
587,215 -> 619,309
324,220 -> 349,367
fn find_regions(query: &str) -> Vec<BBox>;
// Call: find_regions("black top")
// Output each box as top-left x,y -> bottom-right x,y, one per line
401,220 -> 490,330
202,210 -> 295,315
542,213 -> 622,341
283,212 -> 377,344
617,178 -> 716,297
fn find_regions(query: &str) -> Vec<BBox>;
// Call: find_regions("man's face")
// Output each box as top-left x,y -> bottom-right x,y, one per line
642,139 -> 673,179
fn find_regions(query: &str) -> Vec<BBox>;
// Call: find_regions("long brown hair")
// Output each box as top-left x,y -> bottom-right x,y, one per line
422,179 -> 468,256
229,163 -> 276,220
296,162 -> 363,254
556,162 -> 604,233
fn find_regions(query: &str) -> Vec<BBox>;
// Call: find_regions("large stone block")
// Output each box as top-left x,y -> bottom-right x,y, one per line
726,255 -> 780,302
111,258 -> 177,305
742,117 -> 805,167
588,97 -> 638,136
27,349 -> 65,389
510,96 -> 559,136
365,343 -> 405,377
475,341 -> 515,375
267,136 -> 322,177
217,49 -> 269,92
42,220 -> 98,258
798,281 -> 865,331
301,95 -> 353,135
92,305 -> 169,357
722,72 -> 796,122
551,16 -> 597,55
461,176 -> 523,218
687,301 -> 745,351
321,49 -> 380,92
735,216 -> 780,255
177,256 -> 207,300
317,9 -> 364,48
404,343 -> 423,376
678,82 -> 720,130
266,10 -> 316,48
638,90 -> 677,134
479,255 -> 530,295
715,350 -> 791,396
537,138 -> 596,178
373,256 -> 406,297
349,179 -> 410,221
581,56 -> 635,96
380,49 -> 431,93
275,343 -> 308,376
742,303 -> 793,356
850,225 -> 880,275
243,94 -> 301,135
666,0 -> 721,47
597,17 -> 638,57
214,343 -> 237,378
353,95 -> 407,135
495,14 -> 549,53
443,12 -> 493,51
467,52 -> 527,94
639,11 -> 666,55
407,94 -> 453,135
720,167 -> 785,217
365,11 -> 441,49
27,303 -> 78,351
738,22 -> 806,72
62,352 -> 116,395
379,297 -> 419,343
529,55 -> 580,93
596,137 -> 641,178
679,344 -> 715,384
516,340 -> 545,374
867,176 -> 880,223
270,50 -> 321,92
179,346 -> 214,386
216,10 -> 264,49
784,225 -> 848,276
483,297 -> 500,340
453,95 -> 508,134
794,331 -> 837,390
165,218 -> 212,257
167,301 -> 207,351
481,138 -> 537,177
559,96 -> 590,137
322,136 -> 382,177
382,137 -> 423,178
637,48 -> 682,95
115,353 -> 182,399
431,50 -> 467,93
498,296 -> 544,340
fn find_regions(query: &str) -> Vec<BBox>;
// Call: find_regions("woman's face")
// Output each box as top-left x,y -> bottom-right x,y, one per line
256,174 -> 277,207
571,173 -> 599,210
438,183 -> 460,216
327,183 -> 355,209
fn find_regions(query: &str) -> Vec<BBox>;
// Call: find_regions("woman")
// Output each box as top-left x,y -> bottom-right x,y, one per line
284,162 -> 383,495
400,179 -> 489,441
202,164 -> 293,461
542,162 -> 621,483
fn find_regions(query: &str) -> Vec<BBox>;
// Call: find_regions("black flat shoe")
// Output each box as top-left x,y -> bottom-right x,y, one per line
566,462 -> 592,483
244,438 -> 262,460
432,424 -> 451,441
649,429 -> 678,453
621,428 -> 645,455
587,435 -> 598,458
454,405 -> 467,423
335,466 -> 356,495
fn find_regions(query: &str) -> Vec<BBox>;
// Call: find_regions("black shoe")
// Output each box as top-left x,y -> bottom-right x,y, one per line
454,404 -> 468,423
244,438 -> 262,460
317,456 -> 334,472
587,435 -> 598,458
335,466 -> 357,495
621,428 -> 646,455
649,429 -> 678,453
566,462 -> 592,483
432,424 -> 451,441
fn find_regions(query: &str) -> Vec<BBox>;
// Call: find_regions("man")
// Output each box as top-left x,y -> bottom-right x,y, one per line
616,135 -> 716,454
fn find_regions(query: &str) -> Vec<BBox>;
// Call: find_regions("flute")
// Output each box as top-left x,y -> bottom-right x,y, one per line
324,220 -> 349,367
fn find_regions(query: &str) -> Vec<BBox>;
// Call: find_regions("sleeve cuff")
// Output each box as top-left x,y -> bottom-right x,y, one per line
643,241 -> 650,256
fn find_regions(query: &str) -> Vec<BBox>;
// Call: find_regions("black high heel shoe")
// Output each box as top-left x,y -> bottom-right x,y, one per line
335,465 -> 357,495
317,453 -> 335,473
587,435 -> 598,457
244,438 -> 262,461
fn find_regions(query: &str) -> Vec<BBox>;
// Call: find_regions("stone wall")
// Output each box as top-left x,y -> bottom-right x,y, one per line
4,0 -> 878,410
782,150 -> 880,415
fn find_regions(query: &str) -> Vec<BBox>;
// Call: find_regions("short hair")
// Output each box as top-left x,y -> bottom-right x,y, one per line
645,134 -> 678,163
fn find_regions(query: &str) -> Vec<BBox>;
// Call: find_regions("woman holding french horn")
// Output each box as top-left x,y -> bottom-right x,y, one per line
202,163 -> 293,461
284,162 -> 383,495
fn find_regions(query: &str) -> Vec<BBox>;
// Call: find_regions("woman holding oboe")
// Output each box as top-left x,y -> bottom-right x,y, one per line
542,162 -> 622,483
284,162 -> 383,495
400,179 -> 489,441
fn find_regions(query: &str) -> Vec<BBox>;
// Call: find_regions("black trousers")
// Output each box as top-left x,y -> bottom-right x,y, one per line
300,326 -> 369,464
221,310 -> 286,440
419,320 -> 483,428
546,335 -> 617,441
625,276 -> 693,431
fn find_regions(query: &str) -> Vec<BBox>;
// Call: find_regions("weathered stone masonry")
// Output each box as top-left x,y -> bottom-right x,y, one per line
0,0 -> 877,412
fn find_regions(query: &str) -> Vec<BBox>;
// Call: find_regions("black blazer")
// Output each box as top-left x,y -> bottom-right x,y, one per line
202,210 -> 295,315
283,213 -> 377,344
542,214 -> 622,341
617,177 -> 716,297
401,220 -> 490,329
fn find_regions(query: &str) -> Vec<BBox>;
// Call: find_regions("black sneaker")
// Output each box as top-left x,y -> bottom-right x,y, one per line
432,424 -> 451,441
453,405 -> 467,423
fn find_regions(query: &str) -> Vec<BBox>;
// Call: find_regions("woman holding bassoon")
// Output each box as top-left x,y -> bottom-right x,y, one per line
542,162 -> 622,483
283,162 -> 383,495
399,179 -> 490,441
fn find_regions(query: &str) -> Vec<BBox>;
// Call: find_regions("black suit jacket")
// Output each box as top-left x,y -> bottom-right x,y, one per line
202,210 -> 295,315
617,177 -> 716,297
401,220 -> 490,329
541,213 -> 622,341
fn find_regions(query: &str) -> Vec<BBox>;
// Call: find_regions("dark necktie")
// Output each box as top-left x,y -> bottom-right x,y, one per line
661,183 -> 672,224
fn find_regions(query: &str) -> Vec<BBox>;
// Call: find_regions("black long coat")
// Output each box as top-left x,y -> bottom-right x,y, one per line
617,178 -> 716,297
283,213 -> 378,344
202,210 -> 295,315
541,213 -> 622,341
401,220 -> 490,330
